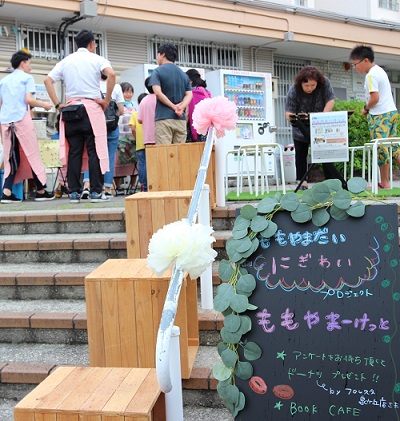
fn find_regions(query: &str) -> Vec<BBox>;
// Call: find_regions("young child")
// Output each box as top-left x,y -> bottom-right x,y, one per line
114,82 -> 137,194
129,93 -> 147,191
120,82 -> 138,114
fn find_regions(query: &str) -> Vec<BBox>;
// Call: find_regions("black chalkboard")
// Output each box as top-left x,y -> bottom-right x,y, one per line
235,204 -> 400,420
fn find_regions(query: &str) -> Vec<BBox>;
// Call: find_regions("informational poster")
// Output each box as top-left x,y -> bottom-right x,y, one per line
235,204 -> 400,420
353,71 -> 365,93
310,111 -> 349,164
34,84 -> 52,112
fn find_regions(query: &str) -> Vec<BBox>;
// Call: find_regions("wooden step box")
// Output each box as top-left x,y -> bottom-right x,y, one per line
125,190 -> 193,259
14,366 -> 165,421
85,259 -> 199,379
146,142 -> 216,208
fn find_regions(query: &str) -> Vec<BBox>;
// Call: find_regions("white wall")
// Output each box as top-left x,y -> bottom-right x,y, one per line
314,0 -> 370,17
370,1 -> 400,21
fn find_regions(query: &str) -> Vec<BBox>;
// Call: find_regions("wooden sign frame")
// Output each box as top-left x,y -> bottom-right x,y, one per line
213,178 -> 400,420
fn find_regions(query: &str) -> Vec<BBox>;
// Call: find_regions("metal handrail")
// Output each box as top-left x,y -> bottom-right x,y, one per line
156,126 -> 215,393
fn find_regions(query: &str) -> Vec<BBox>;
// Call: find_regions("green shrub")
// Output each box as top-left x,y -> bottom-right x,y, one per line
332,99 -> 369,177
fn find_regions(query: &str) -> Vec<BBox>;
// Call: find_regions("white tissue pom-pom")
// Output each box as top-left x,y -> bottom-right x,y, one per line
147,219 -> 217,279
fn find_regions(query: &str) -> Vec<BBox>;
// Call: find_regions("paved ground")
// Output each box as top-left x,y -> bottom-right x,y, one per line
2,178 -> 400,214
0,194 -> 127,213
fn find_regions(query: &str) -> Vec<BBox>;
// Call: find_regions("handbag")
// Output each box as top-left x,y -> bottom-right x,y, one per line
61,104 -> 85,122
101,91 -> 119,133
104,99 -> 119,133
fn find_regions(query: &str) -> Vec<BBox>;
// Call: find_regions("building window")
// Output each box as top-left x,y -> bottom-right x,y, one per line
18,24 -> 104,59
295,0 -> 307,6
150,36 -> 242,70
379,0 -> 399,11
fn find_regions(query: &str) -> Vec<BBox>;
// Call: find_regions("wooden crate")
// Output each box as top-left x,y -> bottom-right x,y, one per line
85,259 -> 199,379
14,366 -> 165,421
146,143 -> 216,208
125,190 -> 192,259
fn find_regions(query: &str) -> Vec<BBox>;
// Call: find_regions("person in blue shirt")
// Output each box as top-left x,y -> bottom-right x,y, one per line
0,50 -> 55,203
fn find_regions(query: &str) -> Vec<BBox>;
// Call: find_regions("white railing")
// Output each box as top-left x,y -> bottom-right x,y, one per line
155,127 -> 215,399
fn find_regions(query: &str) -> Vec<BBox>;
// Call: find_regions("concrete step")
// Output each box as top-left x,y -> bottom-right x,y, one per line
0,261 -> 222,299
0,203 -> 240,236
0,305 -> 222,346
0,342 -> 220,376
0,230 -> 230,264
0,343 -> 223,404
0,209 -> 126,235
0,269 -> 90,300
0,232 -> 127,264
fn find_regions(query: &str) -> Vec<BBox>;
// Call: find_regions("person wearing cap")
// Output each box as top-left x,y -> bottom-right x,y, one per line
44,29 -> 116,203
0,49 -> 55,203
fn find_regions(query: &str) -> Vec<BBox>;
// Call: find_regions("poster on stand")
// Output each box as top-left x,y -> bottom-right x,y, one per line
310,111 -> 349,164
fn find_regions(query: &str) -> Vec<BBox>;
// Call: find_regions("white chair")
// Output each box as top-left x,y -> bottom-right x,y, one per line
365,137 -> 400,194
235,143 -> 286,197
259,143 -> 286,195
225,149 -> 239,196
344,146 -> 366,181
236,145 -> 258,196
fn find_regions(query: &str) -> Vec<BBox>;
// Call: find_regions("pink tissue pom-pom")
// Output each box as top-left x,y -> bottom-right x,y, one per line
192,96 -> 238,138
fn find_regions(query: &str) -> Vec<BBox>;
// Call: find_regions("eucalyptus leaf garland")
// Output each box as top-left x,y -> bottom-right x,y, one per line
213,177 -> 377,417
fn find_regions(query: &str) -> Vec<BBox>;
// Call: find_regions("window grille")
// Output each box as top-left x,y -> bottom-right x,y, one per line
150,36 -> 242,70
64,29 -> 103,56
18,24 -> 104,59
19,26 -> 59,59
379,0 -> 399,11
273,58 -> 309,146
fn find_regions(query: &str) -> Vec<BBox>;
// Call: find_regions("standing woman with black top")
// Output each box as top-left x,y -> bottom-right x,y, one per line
285,66 -> 335,189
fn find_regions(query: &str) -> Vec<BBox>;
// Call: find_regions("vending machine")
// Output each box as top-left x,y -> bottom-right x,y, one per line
205,69 -> 275,205
121,64 -> 205,103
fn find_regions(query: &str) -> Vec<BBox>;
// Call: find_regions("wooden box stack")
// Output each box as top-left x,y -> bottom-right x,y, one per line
145,142 -> 216,208
14,366 -> 165,420
125,190 -> 192,259
85,259 -> 199,379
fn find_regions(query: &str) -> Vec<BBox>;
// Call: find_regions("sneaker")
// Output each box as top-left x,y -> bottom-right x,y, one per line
115,188 -> 125,196
69,192 -> 80,204
1,193 -> 22,204
104,192 -> 113,199
80,188 -> 90,200
55,184 -> 69,198
90,192 -> 110,203
34,191 -> 55,202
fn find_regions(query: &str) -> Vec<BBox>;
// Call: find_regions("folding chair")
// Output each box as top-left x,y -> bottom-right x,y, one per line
37,139 -> 63,193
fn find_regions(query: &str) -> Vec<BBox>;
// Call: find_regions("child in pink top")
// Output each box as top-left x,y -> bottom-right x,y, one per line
137,77 -> 156,146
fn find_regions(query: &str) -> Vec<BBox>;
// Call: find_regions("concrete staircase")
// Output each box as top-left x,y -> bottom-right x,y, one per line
0,200 -> 238,420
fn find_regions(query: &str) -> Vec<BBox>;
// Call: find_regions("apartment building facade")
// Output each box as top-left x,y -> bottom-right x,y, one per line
1,0 -> 400,143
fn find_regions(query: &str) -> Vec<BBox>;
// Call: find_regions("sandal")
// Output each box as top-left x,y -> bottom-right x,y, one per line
378,183 -> 390,189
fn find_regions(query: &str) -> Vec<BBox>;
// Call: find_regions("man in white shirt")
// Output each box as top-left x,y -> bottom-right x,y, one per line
44,29 -> 116,203
350,45 -> 399,188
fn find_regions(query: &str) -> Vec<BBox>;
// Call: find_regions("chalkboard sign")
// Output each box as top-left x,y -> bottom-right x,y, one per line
235,204 -> 400,420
